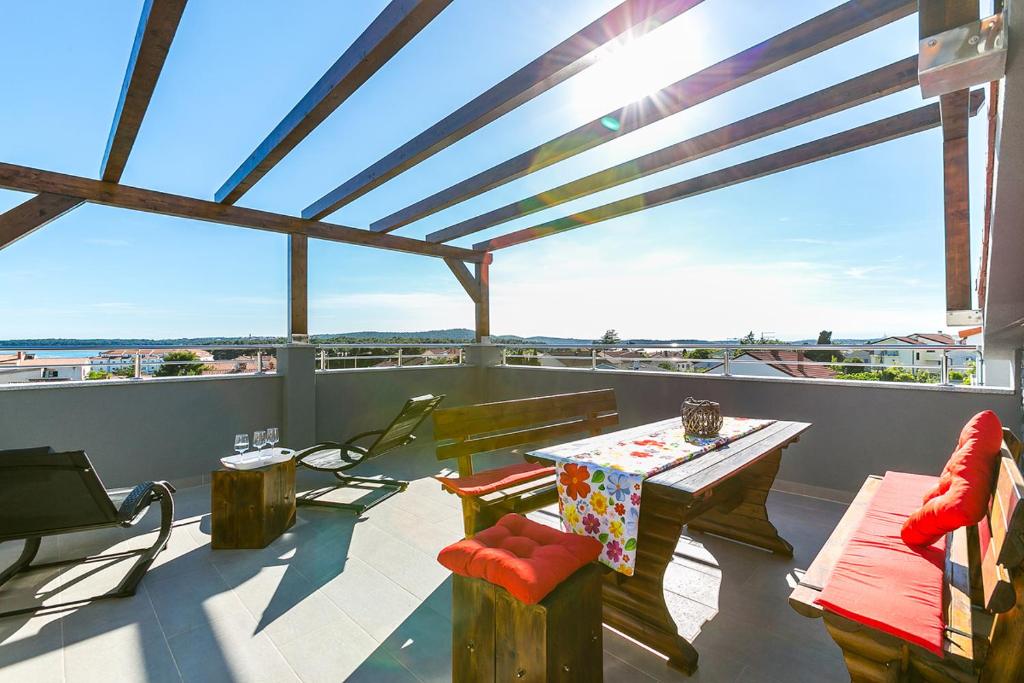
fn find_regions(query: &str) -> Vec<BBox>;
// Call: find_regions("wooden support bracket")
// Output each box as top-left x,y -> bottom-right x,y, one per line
444,253 -> 492,341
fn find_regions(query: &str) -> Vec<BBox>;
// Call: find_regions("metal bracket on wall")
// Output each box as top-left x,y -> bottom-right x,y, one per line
920,12 -> 1007,98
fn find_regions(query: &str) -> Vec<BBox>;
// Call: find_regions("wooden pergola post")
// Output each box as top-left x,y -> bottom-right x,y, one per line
288,233 -> 308,343
475,254 -> 491,342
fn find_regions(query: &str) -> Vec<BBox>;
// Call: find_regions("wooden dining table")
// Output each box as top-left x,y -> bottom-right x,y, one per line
533,418 -> 811,675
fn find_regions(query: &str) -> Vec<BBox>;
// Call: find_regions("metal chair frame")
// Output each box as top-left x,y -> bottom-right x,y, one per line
0,447 -> 175,618
294,394 -> 445,514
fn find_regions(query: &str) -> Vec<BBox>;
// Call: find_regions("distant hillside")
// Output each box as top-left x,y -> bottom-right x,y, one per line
0,330 -> 879,347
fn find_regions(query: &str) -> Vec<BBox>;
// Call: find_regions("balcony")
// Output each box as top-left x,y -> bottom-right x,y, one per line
0,351 -> 1019,681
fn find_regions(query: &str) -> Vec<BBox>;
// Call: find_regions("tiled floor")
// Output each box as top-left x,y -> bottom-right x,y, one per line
0,446 -> 850,682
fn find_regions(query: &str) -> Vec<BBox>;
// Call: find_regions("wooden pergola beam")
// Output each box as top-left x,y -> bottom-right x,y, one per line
101,0 -> 188,183
0,162 -> 483,262
0,194 -> 84,250
444,258 -> 482,303
216,0 -> 451,205
429,55 -> 919,243
369,0 -> 916,233
301,0 -> 705,220
475,91 -> 984,251
919,0 -> 979,314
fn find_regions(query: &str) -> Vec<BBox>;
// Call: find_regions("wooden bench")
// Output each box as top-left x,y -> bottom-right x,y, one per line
790,429 -> 1024,682
432,389 -> 618,535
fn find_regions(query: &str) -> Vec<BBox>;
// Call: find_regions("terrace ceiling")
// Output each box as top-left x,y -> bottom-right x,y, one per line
0,0 -> 1002,340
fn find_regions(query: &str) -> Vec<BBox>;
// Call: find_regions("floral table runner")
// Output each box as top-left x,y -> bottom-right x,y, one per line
531,416 -> 775,575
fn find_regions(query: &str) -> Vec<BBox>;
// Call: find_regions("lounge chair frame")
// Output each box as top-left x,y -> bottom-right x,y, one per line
294,394 -> 445,514
0,447 -> 175,618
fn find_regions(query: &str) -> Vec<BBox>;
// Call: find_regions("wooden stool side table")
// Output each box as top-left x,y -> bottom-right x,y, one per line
211,458 -> 296,549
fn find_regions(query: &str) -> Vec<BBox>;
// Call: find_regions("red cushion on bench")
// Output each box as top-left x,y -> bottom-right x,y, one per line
435,462 -> 555,497
816,472 -> 947,656
903,410 -> 1003,547
437,513 -> 601,604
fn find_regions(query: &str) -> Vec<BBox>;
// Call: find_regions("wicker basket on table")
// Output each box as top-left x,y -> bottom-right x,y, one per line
681,397 -> 723,437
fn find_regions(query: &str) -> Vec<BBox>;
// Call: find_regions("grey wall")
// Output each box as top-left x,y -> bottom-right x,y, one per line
315,366 -> 481,444
0,376 -> 282,488
484,367 -> 1022,498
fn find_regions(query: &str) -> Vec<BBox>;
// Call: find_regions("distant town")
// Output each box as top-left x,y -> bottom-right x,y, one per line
0,327 -> 981,385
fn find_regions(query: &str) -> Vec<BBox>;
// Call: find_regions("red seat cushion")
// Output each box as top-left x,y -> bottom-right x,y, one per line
435,462 -> 554,497
437,513 -> 601,604
816,472 -> 947,656
902,411 -> 1003,547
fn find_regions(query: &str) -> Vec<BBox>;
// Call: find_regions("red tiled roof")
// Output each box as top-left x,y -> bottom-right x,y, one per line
735,350 -> 838,379
910,333 -> 957,345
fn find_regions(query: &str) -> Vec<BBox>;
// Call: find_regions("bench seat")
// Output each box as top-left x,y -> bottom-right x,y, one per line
815,471 -> 946,655
436,462 -> 555,497
791,428 -> 1024,682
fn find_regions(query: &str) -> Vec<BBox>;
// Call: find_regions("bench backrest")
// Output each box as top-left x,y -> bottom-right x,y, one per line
0,448 -> 119,541
432,389 -> 619,476
976,432 -> 1024,614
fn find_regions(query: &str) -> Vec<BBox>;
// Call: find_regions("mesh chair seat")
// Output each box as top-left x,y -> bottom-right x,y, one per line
298,446 -> 365,472
294,394 -> 445,514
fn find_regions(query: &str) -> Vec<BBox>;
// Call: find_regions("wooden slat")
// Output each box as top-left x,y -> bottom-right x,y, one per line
476,93 -> 985,251
428,55 -> 919,243
981,537 -> 1015,613
369,0 -> 916,233
478,477 -> 557,505
0,193 -> 83,250
215,0 -> 451,204
0,161 -> 483,262
945,526 -> 976,662
101,0 -> 188,182
444,258 -> 481,303
649,421 -> 809,494
299,0 -> 705,220
288,234 -> 308,340
990,453 -> 1024,567
919,0 -> 979,313
436,413 -> 620,461
433,388 -> 617,438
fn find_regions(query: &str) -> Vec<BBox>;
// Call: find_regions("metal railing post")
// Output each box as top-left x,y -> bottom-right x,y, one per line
940,351 -> 950,385
319,349 -> 326,371
257,350 -> 263,374
133,352 -> 141,379
460,347 -> 465,365
591,348 -> 597,370
723,349 -> 731,376
397,348 -> 403,367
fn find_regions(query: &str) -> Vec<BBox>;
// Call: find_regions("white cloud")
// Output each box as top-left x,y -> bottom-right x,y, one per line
487,235 -> 947,340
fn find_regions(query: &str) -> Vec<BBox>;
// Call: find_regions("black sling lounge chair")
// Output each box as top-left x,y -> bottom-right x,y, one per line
294,394 -> 445,513
0,446 -> 175,618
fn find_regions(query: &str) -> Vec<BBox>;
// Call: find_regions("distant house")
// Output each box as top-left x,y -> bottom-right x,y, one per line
91,348 -> 215,375
866,333 -> 965,373
0,351 -> 90,382
706,350 -> 838,380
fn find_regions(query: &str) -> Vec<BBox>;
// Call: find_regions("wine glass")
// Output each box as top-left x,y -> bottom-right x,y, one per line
234,433 -> 249,457
253,430 -> 267,457
267,427 -> 279,452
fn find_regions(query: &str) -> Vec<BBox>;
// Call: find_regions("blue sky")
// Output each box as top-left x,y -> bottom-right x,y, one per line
0,1 -> 991,341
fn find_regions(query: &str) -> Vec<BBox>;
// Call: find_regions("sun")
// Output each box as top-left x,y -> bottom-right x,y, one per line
569,15 -> 706,119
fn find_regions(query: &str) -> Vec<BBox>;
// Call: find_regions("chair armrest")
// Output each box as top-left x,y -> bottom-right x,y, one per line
114,481 -> 175,526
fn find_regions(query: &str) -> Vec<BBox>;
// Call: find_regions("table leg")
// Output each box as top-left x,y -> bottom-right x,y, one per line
602,490 -> 701,674
686,449 -> 794,557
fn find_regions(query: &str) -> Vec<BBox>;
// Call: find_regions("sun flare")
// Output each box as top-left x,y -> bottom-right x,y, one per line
570,15 -> 706,118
